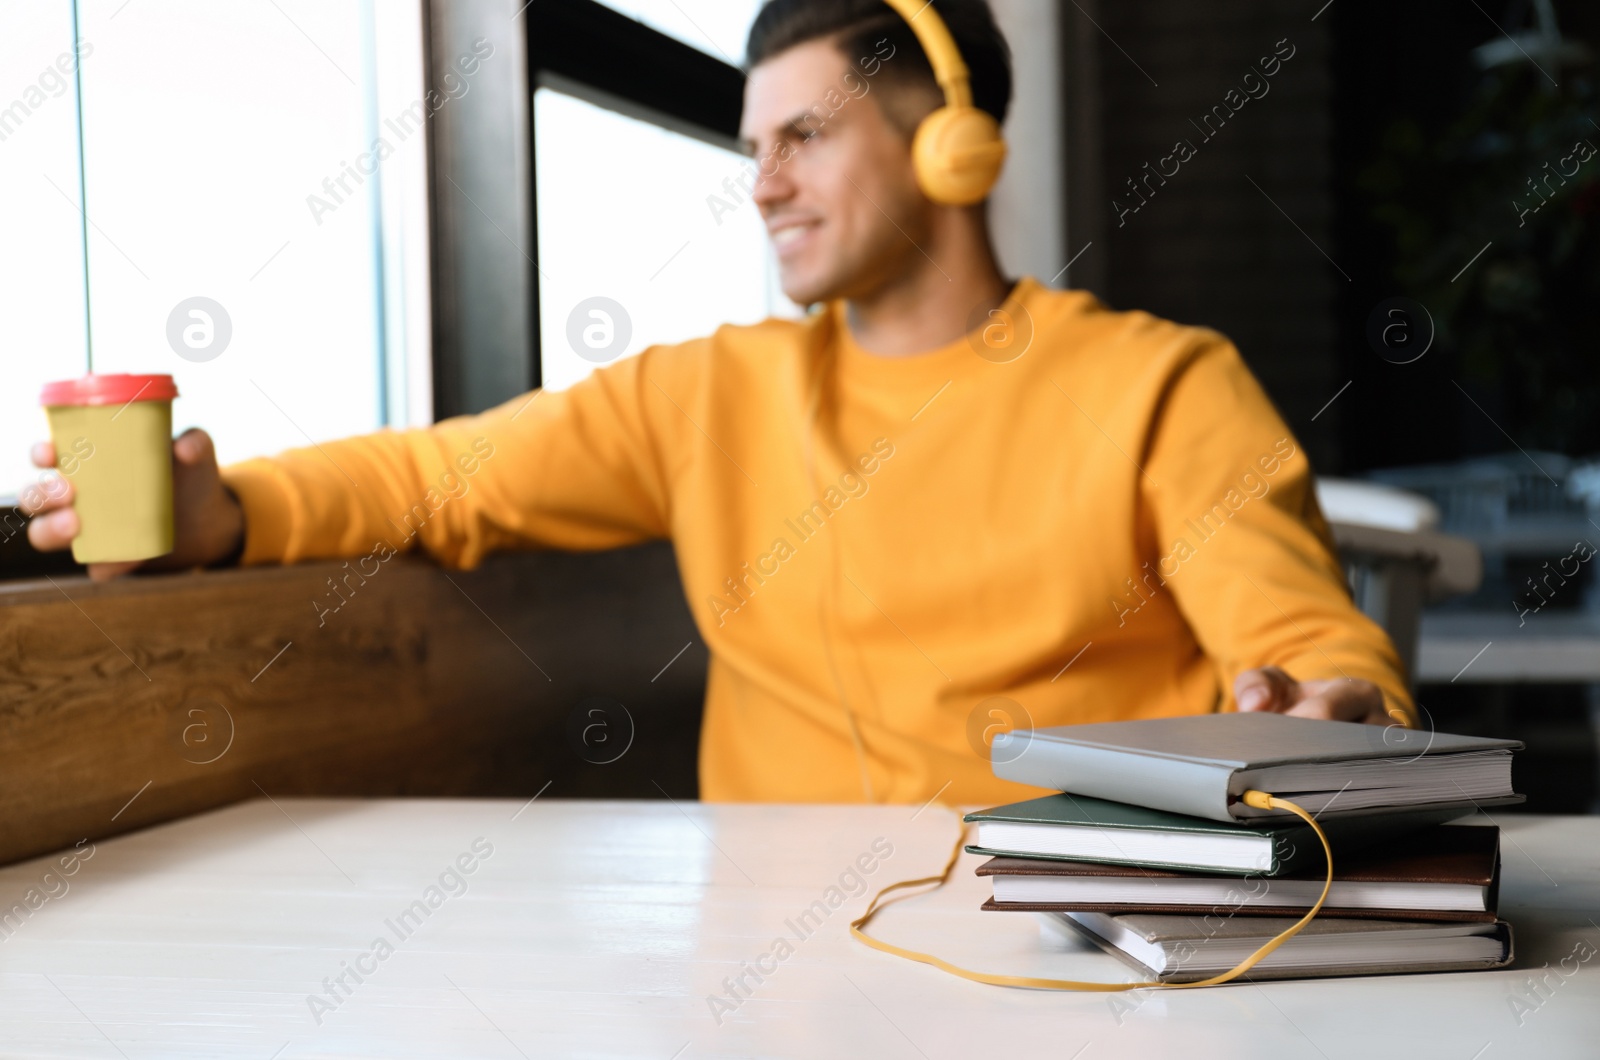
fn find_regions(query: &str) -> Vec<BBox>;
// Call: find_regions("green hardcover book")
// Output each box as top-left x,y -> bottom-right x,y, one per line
963,792 -> 1478,876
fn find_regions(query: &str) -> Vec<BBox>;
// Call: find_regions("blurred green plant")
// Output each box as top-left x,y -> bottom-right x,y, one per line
1358,64 -> 1599,454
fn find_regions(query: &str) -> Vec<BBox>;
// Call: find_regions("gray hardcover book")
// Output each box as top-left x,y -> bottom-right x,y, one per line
1045,910 -> 1515,983
991,712 -> 1523,823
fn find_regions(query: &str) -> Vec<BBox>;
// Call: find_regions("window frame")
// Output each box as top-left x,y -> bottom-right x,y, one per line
520,0 -> 746,392
1,0 -> 752,580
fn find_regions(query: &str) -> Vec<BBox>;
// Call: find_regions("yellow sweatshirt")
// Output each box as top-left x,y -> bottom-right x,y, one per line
222,277 -> 1413,805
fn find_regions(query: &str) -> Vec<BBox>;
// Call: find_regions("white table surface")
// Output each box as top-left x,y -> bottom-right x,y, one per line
0,799 -> 1597,1059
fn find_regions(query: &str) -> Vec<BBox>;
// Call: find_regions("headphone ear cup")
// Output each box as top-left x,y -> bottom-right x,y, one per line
911,105 -> 1008,206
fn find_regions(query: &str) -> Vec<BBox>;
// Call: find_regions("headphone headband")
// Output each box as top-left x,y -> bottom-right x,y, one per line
878,0 -> 1008,205
879,0 -> 973,108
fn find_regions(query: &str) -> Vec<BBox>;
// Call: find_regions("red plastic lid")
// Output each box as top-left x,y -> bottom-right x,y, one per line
40,373 -> 179,407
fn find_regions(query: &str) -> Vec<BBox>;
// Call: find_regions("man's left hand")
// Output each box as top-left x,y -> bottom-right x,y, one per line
1233,666 -> 1399,726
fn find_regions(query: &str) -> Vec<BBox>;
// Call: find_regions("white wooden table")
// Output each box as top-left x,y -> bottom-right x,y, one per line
1,799 -> 1596,1059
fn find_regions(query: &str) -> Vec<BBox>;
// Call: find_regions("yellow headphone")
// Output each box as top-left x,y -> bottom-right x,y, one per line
881,0 -> 1008,205
805,3 -> 1010,801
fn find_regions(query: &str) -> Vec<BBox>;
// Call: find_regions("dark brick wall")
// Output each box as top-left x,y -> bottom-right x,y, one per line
1067,1 -> 1345,471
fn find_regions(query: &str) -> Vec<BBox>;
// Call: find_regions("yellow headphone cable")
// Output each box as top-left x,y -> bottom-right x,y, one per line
826,1 -> 1325,989
802,331 -> 877,804
850,791 -> 1335,990
800,0 -> 1008,804
807,362 -> 1336,985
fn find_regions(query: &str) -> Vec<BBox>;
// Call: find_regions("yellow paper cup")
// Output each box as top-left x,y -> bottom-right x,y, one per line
40,374 -> 179,564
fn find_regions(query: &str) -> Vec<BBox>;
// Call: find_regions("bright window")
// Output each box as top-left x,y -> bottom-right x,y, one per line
0,2 -> 93,499
0,0 -> 429,500
3,0 -> 781,503
534,83 -> 797,393
593,0 -> 767,65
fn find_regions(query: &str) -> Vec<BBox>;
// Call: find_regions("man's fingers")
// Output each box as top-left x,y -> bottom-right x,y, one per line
1234,666 -> 1296,712
173,427 -> 214,466
1282,699 -> 1343,722
22,442 -> 73,515
17,475 -> 74,516
26,507 -> 80,551
1233,670 -> 1385,723
27,507 -> 144,579
1284,697 -> 1370,723
1282,678 -> 1387,725
87,561 -> 142,583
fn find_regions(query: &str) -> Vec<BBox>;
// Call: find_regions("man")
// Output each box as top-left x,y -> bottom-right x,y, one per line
25,0 -> 1411,804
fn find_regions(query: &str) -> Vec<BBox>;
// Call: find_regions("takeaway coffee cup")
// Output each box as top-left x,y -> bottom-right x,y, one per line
40,373 -> 179,564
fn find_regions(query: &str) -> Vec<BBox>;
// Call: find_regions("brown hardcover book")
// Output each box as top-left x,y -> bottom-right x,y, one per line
978,823 -> 1500,923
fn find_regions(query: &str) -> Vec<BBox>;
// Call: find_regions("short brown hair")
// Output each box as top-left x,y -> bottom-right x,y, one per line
745,0 -> 1013,128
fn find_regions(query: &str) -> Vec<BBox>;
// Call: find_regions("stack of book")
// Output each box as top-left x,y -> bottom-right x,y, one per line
966,712 -> 1523,982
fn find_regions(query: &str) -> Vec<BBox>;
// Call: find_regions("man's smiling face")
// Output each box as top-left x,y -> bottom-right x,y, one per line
739,38 -> 935,306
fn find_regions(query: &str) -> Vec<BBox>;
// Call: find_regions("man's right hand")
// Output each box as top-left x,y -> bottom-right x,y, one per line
23,427 -> 246,582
